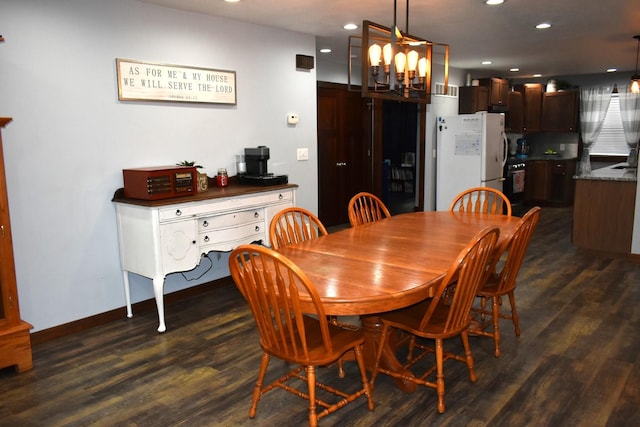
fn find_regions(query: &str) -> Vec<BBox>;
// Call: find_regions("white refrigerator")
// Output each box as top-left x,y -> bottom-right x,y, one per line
435,112 -> 508,211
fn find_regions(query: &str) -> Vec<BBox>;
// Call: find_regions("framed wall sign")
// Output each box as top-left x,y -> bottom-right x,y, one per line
116,58 -> 237,105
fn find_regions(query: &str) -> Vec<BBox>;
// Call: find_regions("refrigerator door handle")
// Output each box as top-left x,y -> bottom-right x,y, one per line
501,131 -> 508,167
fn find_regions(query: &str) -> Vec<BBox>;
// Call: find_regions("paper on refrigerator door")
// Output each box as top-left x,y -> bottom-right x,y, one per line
454,134 -> 481,156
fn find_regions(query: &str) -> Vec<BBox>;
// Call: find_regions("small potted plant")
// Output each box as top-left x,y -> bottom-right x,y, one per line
176,160 -> 208,192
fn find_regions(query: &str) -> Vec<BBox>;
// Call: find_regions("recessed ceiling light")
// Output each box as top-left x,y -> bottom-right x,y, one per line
536,22 -> 551,29
343,23 -> 358,30
482,61 -> 492,65
320,48 -> 332,54
224,0 -> 240,3
485,0 -> 505,5
509,68 -> 520,72
533,73 -> 542,77
606,68 -> 617,73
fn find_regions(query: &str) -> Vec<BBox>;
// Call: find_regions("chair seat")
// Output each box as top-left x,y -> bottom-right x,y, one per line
265,315 -> 365,366
476,274 -> 516,296
379,299 -> 468,340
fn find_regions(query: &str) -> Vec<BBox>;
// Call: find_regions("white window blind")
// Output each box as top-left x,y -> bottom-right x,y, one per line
590,95 -> 629,156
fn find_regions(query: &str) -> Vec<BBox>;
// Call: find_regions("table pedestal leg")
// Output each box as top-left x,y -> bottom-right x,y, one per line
361,315 -> 417,393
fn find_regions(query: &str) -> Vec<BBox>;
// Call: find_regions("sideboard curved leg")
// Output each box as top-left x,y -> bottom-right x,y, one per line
122,270 -> 133,319
152,276 -> 167,333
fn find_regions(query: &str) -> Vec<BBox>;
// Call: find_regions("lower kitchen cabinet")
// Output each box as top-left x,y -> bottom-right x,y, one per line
573,179 -> 636,253
524,159 -> 576,206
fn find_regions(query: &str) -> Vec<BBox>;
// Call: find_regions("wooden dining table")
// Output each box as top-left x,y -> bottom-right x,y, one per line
276,210 -> 520,393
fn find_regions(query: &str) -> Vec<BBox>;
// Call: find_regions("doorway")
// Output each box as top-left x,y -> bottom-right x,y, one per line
317,82 -> 425,227
381,100 -> 419,215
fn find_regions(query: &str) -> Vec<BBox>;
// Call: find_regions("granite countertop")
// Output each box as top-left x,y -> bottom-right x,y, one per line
573,163 -> 638,182
507,155 -> 577,164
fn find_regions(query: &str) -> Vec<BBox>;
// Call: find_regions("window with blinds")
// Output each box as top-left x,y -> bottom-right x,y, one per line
590,95 -> 629,156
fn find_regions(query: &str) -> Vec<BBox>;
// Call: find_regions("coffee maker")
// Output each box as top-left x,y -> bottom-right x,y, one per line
245,146 -> 270,176
237,146 -> 288,186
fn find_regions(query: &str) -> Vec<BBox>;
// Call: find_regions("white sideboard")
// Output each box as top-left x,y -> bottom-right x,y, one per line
112,183 -> 297,332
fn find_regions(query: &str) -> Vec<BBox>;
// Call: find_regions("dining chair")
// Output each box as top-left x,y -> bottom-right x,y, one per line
449,187 -> 512,216
228,244 -> 375,427
269,207 -> 328,250
348,192 -> 391,227
370,226 -> 500,414
269,206 -> 356,377
468,206 -> 542,357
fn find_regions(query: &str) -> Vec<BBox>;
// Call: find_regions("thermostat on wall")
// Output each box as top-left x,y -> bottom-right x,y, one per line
287,113 -> 299,125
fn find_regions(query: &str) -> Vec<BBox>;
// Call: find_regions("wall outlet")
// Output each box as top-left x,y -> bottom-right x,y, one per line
296,148 -> 309,161
560,144 -> 565,151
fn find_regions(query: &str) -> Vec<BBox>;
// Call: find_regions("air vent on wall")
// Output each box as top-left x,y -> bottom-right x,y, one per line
433,82 -> 458,98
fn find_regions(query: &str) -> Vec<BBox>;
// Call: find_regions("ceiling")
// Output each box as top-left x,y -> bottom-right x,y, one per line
140,0 -> 640,81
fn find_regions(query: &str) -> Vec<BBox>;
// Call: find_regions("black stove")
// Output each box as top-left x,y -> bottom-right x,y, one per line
504,158 -> 526,216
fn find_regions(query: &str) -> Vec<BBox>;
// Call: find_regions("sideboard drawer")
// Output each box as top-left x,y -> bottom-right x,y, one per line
157,189 -> 293,222
199,221 -> 264,249
199,209 -> 262,231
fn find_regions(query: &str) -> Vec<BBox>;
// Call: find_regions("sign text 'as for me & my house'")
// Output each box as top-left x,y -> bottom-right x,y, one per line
116,58 -> 236,105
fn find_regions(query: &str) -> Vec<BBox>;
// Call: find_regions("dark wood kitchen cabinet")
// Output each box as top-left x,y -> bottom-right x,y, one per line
458,86 -> 488,114
525,160 -> 549,201
541,90 -> 578,132
0,118 -> 33,372
479,77 -> 509,107
515,83 -> 543,133
524,158 -> 576,206
506,90 -> 523,132
573,178 -> 636,253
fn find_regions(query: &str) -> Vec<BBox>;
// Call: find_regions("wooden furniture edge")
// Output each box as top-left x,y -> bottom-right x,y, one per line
112,182 -> 298,207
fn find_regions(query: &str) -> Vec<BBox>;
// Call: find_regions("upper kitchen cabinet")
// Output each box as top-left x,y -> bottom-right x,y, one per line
479,78 -> 509,108
506,90 -> 523,132
515,83 -> 543,133
458,86 -> 488,114
541,90 -> 578,132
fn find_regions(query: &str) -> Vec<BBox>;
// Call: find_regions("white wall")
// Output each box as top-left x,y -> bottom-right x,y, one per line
0,0 -> 318,331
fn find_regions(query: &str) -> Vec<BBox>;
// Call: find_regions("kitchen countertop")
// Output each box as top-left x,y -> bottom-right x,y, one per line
573,163 -> 638,182
507,155 -> 577,164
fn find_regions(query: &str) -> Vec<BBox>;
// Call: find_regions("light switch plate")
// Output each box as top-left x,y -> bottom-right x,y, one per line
296,148 -> 309,161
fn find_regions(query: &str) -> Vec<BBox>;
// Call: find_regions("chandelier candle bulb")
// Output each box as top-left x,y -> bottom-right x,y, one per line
407,50 -> 419,71
369,44 -> 382,66
383,43 -> 392,66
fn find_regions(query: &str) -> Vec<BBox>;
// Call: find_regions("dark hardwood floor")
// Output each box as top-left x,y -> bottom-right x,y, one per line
2,207 -> 639,426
